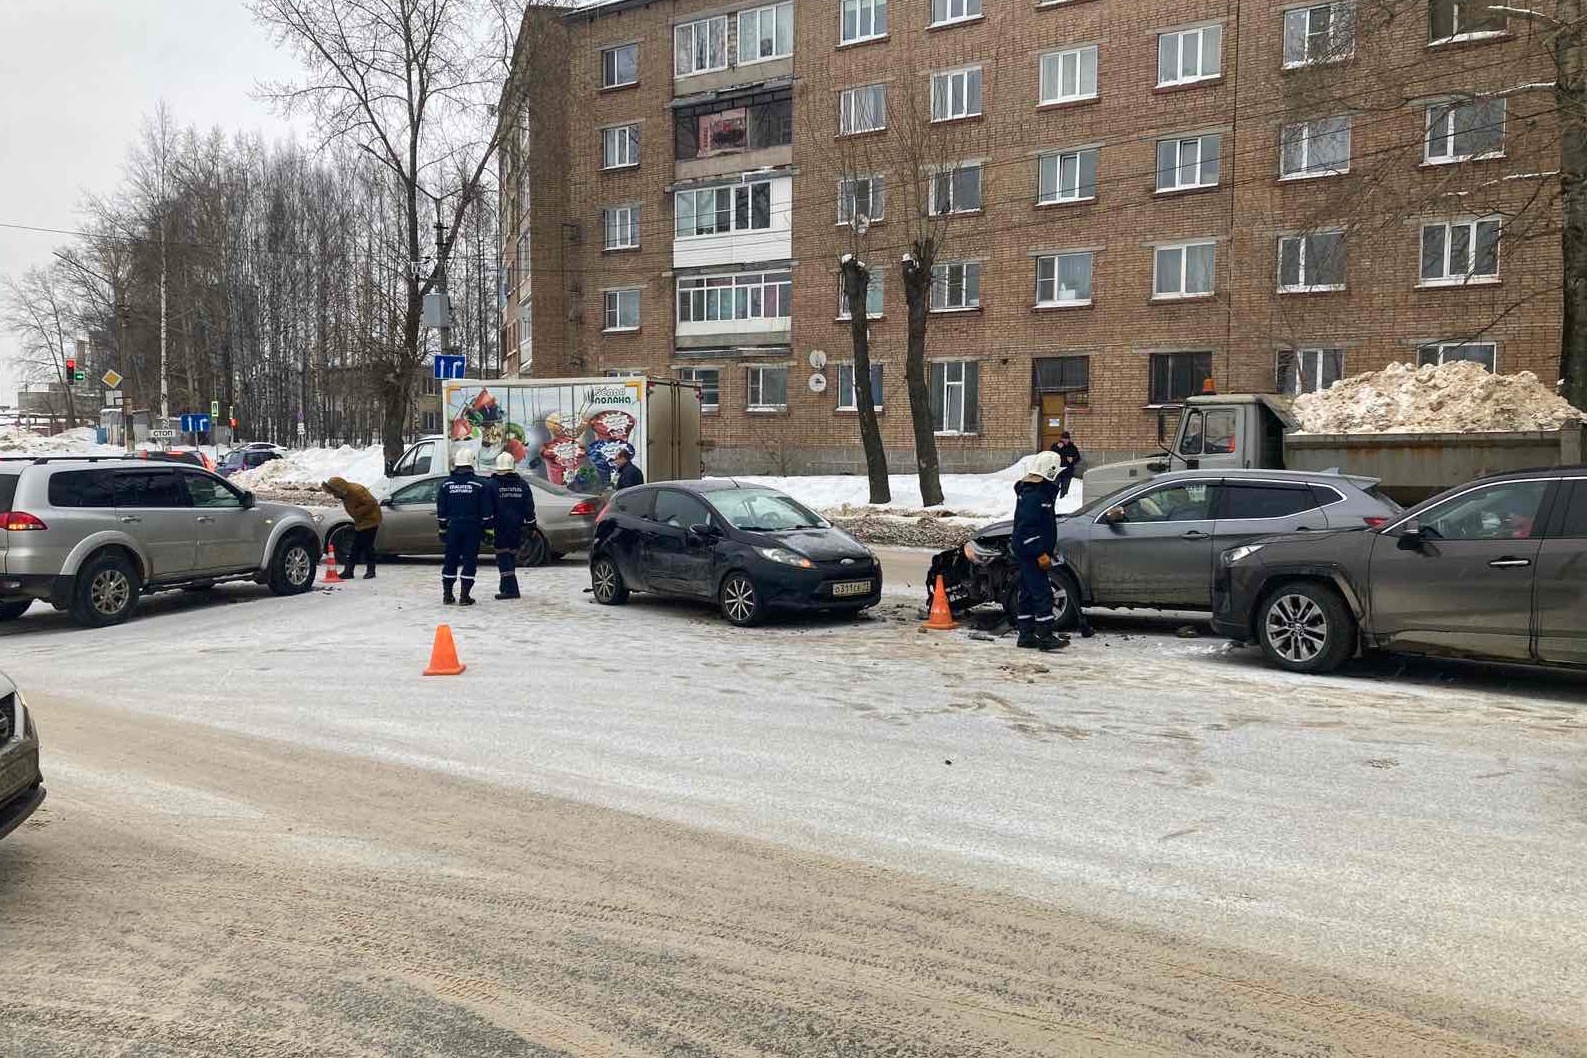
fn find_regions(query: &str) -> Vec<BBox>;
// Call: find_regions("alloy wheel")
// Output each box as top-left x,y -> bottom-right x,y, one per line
722,575 -> 756,624
592,560 -> 618,603
1265,593 -> 1328,664
285,546 -> 313,587
90,569 -> 131,616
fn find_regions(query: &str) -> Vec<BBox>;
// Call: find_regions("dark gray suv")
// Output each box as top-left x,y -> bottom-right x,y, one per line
0,669 -> 43,843
1213,468 -> 1587,673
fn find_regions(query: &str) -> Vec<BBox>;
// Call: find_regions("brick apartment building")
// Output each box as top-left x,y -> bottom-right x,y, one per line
498,0 -> 1561,472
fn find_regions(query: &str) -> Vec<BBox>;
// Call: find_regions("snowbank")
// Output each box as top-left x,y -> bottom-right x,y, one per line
230,444 -> 387,491
0,426 -> 123,457
1293,361 -> 1585,434
742,455 -> 1081,522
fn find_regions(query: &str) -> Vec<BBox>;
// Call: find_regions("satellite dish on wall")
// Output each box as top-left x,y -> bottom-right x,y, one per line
808,373 -> 828,394
808,349 -> 828,370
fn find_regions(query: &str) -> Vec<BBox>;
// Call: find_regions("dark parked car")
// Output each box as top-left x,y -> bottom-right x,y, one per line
0,671 -> 45,843
930,469 -> 1400,629
218,448 -> 283,478
589,480 -> 882,626
1213,468 -> 1587,673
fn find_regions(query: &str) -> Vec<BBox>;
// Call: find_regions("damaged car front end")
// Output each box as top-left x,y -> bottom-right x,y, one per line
926,524 -> 1081,628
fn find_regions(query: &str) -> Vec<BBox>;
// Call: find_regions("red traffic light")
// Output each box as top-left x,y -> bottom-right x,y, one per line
65,357 -> 77,371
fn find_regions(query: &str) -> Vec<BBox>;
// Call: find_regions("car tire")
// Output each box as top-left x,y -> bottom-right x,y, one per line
0,600 -> 31,622
1000,567 -> 1081,632
719,571 -> 765,628
590,556 -> 629,605
70,551 -> 141,627
517,530 -> 550,568
1256,581 -> 1355,674
267,533 -> 319,596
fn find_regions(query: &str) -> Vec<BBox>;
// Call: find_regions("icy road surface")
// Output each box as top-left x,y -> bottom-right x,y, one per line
2,559 -> 1584,1032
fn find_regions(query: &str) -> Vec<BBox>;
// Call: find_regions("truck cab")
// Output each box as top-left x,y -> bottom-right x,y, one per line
1083,395 -> 1294,500
385,435 -> 446,491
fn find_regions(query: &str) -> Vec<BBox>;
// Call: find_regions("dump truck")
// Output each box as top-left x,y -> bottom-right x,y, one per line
1083,393 -> 1586,507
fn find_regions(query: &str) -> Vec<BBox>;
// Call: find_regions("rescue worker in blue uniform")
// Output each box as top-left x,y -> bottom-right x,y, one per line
1010,451 -> 1068,651
436,448 -> 494,606
487,452 -> 537,600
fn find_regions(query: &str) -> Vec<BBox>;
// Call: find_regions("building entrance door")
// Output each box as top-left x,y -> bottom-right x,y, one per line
1038,393 -> 1067,451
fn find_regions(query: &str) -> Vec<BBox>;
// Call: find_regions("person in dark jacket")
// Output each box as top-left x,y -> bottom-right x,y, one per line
321,476 -> 381,579
1049,431 -> 1081,499
486,452 -> 537,600
1010,452 -> 1068,651
612,445 -> 644,490
436,448 -> 494,606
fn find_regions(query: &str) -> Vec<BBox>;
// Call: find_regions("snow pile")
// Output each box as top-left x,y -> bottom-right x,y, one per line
0,426 -> 122,456
1293,361 -> 1585,434
230,444 -> 387,491
743,456 -> 1082,522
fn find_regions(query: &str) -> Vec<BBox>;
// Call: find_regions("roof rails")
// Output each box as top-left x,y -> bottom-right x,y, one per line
0,455 -> 135,465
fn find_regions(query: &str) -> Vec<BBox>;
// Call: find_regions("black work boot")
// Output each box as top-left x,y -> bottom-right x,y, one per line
459,581 -> 476,606
1015,619 -> 1038,649
1036,625 -> 1070,650
443,579 -> 456,605
339,565 -> 356,580
363,568 -> 376,579
494,576 -> 520,601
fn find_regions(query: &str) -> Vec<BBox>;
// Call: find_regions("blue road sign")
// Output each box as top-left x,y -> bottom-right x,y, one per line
180,413 -> 212,434
433,354 -> 467,380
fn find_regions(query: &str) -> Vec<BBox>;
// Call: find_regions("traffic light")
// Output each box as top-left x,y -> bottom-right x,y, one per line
64,357 -> 77,386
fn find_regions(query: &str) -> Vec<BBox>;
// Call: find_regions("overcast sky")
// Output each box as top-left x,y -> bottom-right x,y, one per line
0,0 -> 309,402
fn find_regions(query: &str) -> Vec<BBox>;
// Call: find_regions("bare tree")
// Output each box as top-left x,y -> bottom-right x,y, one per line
3,264 -> 81,428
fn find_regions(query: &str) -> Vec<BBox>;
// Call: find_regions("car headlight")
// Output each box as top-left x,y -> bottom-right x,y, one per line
963,538 -> 1002,565
1223,544 -> 1264,566
754,546 -> 814,569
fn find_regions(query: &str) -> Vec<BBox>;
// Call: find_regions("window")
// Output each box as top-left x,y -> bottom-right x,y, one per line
603,205 -> 640,250
1283,3 -> 1354,66
675,16 -> 728,77
1033,356 -> 1090,406
677,271 -> 792,323
113,470 -> 189,508
1038,148 -> 1098,204
930,164 -> 983,215
1218,483 -> 1321,520
1177,408 -> 1238,455
603,289 -> 640,332
674,181 -> 774,238
1148,351 -> 1213,405
838,175 -> 884,225
653,488 -> 713,529
1429,0 -> 1507,42
1426,98 -> 1506,163
677,367 -> 721,410
1418,480 -> 1548,541
1039,46 -> 1098,105
1278,231 -> 1346,292
1158,25 -> 1221,86
840,85 -> 887,134
184,472 -> 242,508
48,469 -> 116,507
747,365 -> 789,410
1117,481 -> 1217,522
602,125 -> 640,169
838,271 -> 885,319
930,360 -> 979,433
931,0 -> 981,25
930,261 -> 981,311
841,0 -> 888,43
675,89 -> 791,159
1277,348 -> 1344,395
930,67 -> 983,122
1156,134 -> 1220,191
1035,252 -> 1093,306
1417,342 -> 1497,371
1280,116 -> 1350,177
1552,482 -> 1587,537
392,478 -> 443,507
738,2 -> 793,63
392,441 -> 435,477
1420,219 -> 1500,284
1153,242 -> 1216,298
836,363 -> 885,410
602,43 -> 639,88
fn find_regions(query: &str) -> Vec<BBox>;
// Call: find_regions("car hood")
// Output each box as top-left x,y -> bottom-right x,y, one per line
743,527 -> 871,560
256,500 -> 317,522
974,513 -> 1083,543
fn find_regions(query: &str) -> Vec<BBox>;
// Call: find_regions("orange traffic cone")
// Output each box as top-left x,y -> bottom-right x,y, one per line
923,574 -> 959,631
322,544 -> 345,584
423,624 -> 466,676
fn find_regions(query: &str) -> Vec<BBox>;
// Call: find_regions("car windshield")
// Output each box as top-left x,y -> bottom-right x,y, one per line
707,488 -> 826,531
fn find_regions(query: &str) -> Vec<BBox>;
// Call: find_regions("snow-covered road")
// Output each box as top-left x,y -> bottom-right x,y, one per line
3,560 -> 1584,1030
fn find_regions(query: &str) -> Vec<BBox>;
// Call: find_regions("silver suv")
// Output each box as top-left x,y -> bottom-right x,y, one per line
0,457 -> 325,627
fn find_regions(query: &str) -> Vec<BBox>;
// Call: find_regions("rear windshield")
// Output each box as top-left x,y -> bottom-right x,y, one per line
1365,485 -> 1405,513
0,473 -> 17,512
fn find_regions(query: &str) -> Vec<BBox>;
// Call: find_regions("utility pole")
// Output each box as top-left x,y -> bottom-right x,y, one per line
434,213 -> 453,360
159,218 -> 170,423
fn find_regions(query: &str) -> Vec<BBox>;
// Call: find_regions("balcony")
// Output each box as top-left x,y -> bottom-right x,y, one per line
674,85 -> 792,182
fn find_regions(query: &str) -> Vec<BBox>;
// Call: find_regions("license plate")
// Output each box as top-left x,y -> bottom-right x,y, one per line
831,580 -> 872,597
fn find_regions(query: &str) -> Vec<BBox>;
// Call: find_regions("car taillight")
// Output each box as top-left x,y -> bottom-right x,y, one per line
570,499 -> 599,517
1363,516 -> 1389,528
1,512 -> 47,531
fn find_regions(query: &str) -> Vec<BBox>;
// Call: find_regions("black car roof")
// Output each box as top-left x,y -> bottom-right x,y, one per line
642,478 -> 761,493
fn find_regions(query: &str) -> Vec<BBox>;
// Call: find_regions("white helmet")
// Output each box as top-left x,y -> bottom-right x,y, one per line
494,452 -> 516,473
453,447 -> 476,469
1029,451 -> 1063,482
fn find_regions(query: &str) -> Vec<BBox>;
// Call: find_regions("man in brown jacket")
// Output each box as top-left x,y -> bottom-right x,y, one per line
322,477 -> 382,579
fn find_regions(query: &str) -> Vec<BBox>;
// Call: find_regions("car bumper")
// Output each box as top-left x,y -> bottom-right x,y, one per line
1209,566 -> 1257,641
756,563 -> 883,611
542,523 -> 595,555
0,783 -> 45,842
0,573 -> 69,605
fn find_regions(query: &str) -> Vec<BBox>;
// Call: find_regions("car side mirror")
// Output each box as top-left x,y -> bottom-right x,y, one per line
379,497 -> 392,508
1396,520 -> 1424,550
687,522 -> 718,542
241,491 -> 256,509
1102,506 -> 1126,526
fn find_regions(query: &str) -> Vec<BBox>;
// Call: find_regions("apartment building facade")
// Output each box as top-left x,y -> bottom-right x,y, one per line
499,0 -> 1561,472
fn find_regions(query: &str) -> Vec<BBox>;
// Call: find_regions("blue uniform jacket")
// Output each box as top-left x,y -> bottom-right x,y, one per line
437,468 -> 495,530
488,473 -> 536,531
1011,479 -> 1059,559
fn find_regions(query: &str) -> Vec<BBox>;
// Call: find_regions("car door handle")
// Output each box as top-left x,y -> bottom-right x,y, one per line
119,515 -> 141,524
196,515 -> 214,524
1488,558 -> 1532,569
1181,530 -> 1210,540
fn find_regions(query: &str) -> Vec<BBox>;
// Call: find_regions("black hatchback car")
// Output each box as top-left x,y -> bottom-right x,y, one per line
589,480 -> 882,625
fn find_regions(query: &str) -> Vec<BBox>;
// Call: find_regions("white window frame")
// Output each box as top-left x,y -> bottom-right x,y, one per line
1037,148 -> 1099,204
1417,341 -> 1497,371
836,363 -> 884,411
1277,348 -> 1345,395
1039,45 -> 1099,106
674,181 -> 775,240
1035,252 -> 1094,307
1280,115 -> 1351,179
930,261 -> 982,312
676,367 -> 721,410
601,124 -> 640,170
930,0 -> 982,27
601,43 -> 639,88
1153,241 -> 1217,299
931,360 -> 977,435
1425,97 -> 1507,164
930,66 -> 983,123
837,271 -> 885,320
1156,133 -> 1220,192
602,289 -> 640,332
746,365 -> 789,411
676,271 -> 793,323
603,205 -> 641,251
841,0 -> 888,44
929,163 -> 983,216
674,16 -> 728,78
1158,25 -> 1222,87
1419,218 -> 1501,285
840,84 -> 888,134
738,2 -> 794,65
1283,3 -> 1355,68
1429,0 -> 1508,44
838,175 -> 885,225
1277,231 -> 1346,293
